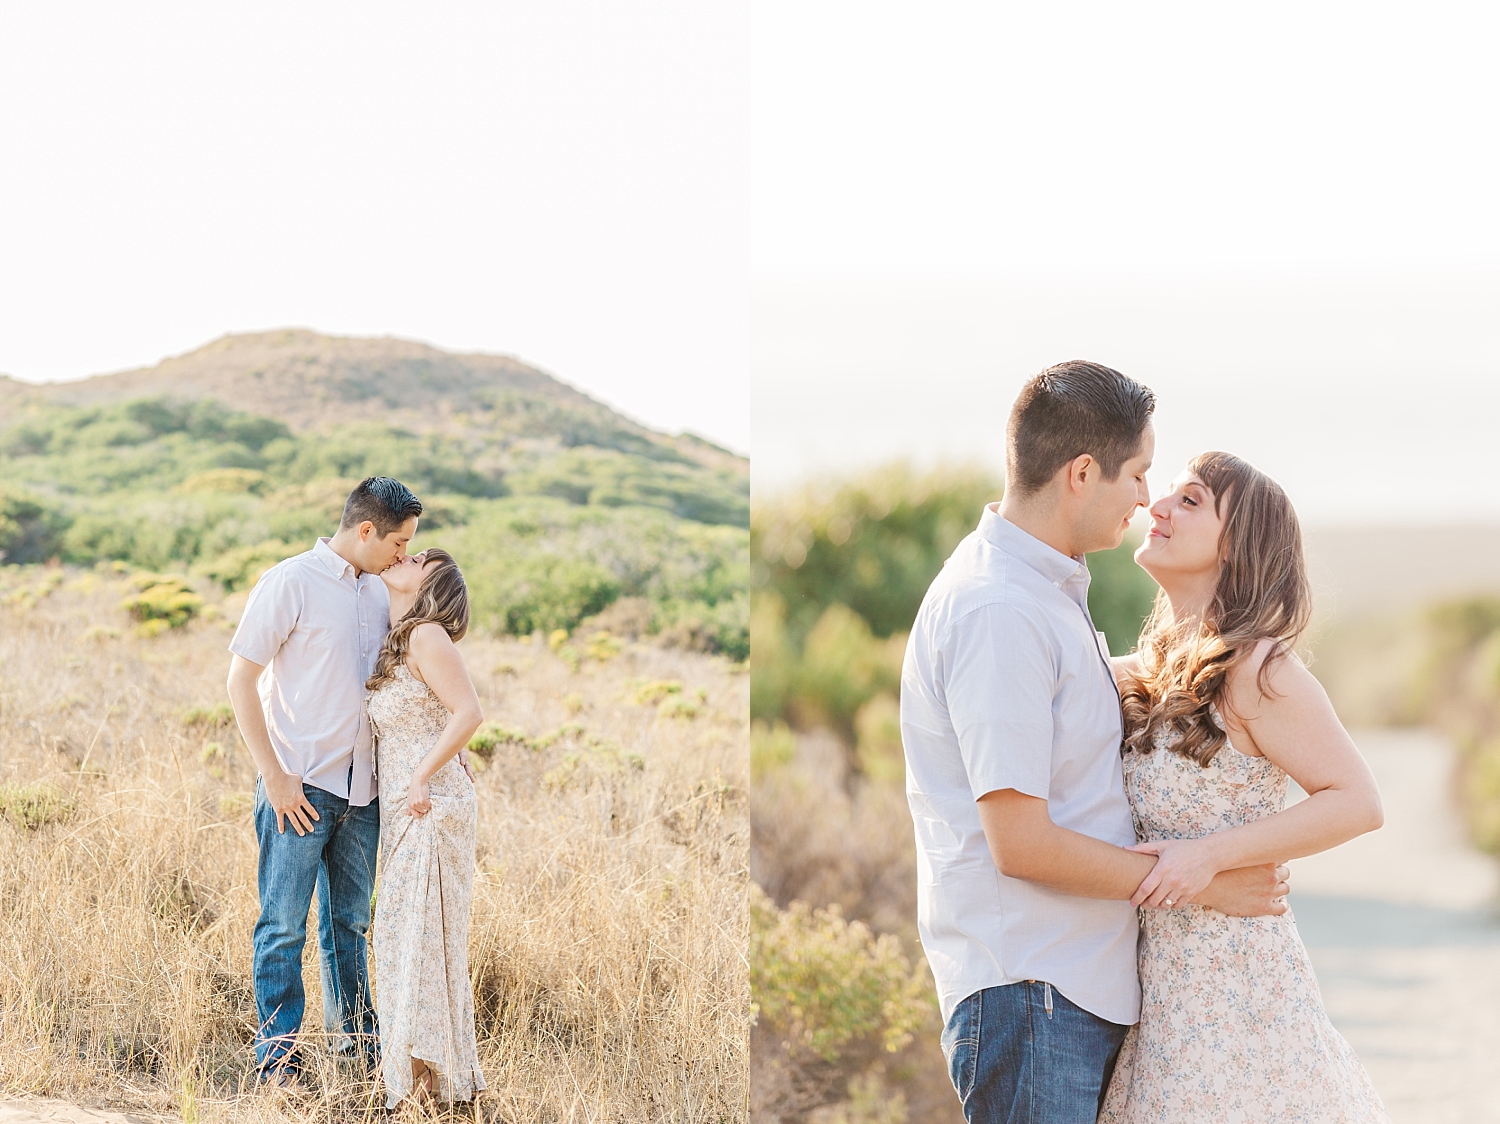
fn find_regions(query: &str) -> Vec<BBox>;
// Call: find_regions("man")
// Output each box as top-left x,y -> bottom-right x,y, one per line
226,475 -> 421,1084
899,362 -> 1291,1123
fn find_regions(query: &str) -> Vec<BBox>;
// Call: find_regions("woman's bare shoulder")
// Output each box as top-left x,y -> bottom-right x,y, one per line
1226,637 -> 1320,714
408,620 -> 454,648
404,621 -> 455,678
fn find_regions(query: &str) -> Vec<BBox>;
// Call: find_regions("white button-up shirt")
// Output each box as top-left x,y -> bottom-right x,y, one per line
900,504 -> 1140,1026
228,537 -> 390,806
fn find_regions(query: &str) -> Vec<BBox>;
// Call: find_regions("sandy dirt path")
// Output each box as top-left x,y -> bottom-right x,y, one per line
0,1104 -> 159,1124
1292,728 -> 1500,1123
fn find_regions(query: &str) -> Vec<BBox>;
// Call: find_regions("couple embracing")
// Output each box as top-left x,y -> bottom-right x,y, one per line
902,362 -> 1390,1122
225,476 -> 485,1107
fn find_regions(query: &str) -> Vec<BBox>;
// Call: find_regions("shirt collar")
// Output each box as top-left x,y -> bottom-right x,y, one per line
977,503 -> 1088,588
313,537 -> 359,581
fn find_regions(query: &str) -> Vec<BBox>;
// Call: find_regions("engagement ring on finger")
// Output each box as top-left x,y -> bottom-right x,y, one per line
1164,899 -> 1175,907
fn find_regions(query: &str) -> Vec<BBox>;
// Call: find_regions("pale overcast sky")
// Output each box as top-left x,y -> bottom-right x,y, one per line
0,3 -> 750,452
3,4 -> 1497,493
745,4 -> 1500,523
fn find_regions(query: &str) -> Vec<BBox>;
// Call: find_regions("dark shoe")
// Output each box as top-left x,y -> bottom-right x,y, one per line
257,1061 -> 309,1092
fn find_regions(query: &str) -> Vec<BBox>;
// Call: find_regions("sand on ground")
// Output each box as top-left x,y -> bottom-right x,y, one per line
1292,728 -> 1500,1123
0,1103 -> 160,1124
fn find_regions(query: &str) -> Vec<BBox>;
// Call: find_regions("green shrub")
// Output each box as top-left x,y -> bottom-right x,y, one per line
814,1070 -> 909,1124
1464,737 -> 1500,851
658,695 -> 701,721
750,593 -> 794,722
120,574 -> 203,630
791,604 -> 903,745
493,555 -> 620,636
197,540 -> 298,592
630,679 -> 683,706
177,467 -> 268,494
429,497 -> 747,644
751,721 -> 797,780
653,592 -> 750,661
853,694 -> 904,784
181,702 -> 234,728
750,884 -> 932,1063
505,446 -> 748,527
0,487 -> 67,564
466,722 -> 534,757
752,464 -> 997,644
583,630 -> 624,662
0,783 -> 75,830
1406,598 -> 1500,852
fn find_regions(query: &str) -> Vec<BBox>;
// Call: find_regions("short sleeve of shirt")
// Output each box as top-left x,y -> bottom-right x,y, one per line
944,601 -> 1056,802
228,565 -> 300,667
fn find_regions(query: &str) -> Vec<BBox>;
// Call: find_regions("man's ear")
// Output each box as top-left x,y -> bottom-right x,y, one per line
358,520 -> 376,542
1067,453 -> 1096,496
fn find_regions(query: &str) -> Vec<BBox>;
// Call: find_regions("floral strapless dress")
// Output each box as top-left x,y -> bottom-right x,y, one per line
1099,728 -> 1388,1124
368,664 -> 485,1108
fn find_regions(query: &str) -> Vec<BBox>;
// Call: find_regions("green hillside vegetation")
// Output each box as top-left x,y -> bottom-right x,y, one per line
0,394 -> 747,658
750,463 -> 1156,762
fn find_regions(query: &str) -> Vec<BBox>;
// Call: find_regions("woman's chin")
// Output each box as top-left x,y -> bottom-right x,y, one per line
1133,544 -> 1166,579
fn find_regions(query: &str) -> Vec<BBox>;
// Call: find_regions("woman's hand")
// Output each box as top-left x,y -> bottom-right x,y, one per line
1128,837 -> 1222,909
406,773 -> 432,818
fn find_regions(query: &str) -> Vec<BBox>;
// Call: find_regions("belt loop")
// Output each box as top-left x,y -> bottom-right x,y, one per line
1044,982 -> 1053,1019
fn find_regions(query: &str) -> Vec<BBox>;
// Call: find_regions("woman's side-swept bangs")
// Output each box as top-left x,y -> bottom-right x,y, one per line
1121,451 -> 1311,766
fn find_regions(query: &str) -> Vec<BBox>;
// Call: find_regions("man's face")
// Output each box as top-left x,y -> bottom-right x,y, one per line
1079,423 -> 1154,553
353,516 -> 418,575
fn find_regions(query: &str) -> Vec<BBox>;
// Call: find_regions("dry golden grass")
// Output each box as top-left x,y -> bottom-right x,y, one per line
0,565 -> 748,1122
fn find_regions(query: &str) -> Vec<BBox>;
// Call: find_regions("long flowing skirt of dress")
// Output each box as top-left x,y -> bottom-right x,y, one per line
369,666 -> 485,1108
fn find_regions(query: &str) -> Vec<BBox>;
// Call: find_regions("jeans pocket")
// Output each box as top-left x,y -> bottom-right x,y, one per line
941,991 -> 982,1103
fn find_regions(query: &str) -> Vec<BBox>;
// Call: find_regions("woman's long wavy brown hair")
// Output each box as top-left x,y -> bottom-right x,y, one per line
366,548 -> 470,690
1120,451 -> 1311,766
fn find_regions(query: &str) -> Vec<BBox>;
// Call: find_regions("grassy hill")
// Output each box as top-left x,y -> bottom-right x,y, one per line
0,331 -> 748,656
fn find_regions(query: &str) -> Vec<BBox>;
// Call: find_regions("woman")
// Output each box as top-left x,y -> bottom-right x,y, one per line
367,548 -> 486,1108
1099,452 -> 1388,1123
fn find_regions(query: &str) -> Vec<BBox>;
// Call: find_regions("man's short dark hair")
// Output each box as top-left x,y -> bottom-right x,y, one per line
340,476 -> 423,536
1006,361 -> 1156,495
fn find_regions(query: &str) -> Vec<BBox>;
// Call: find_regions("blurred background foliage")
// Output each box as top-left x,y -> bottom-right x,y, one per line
750,463 -> 1156,769
1404,598 -> 1500,851
0,396 -> 747,658
749,462 -> 1156,1123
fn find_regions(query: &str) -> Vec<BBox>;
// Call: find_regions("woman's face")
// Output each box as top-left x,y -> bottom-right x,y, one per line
380,550 -> 440,596
1134,471 -> 1226,583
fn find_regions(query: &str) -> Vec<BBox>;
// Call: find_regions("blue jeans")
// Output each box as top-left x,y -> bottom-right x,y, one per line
252,776 -> 380,1074
941,981 -> 1130,1124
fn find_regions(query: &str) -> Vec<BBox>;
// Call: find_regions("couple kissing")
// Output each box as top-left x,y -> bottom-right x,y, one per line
226,476 -> 485,1108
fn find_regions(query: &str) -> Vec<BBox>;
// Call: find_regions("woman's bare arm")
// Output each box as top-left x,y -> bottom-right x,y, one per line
1130,640 -> 1384,908
1110,652 -> 1143,686
401,624 -> 484,811
978,788 -> 1290,915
